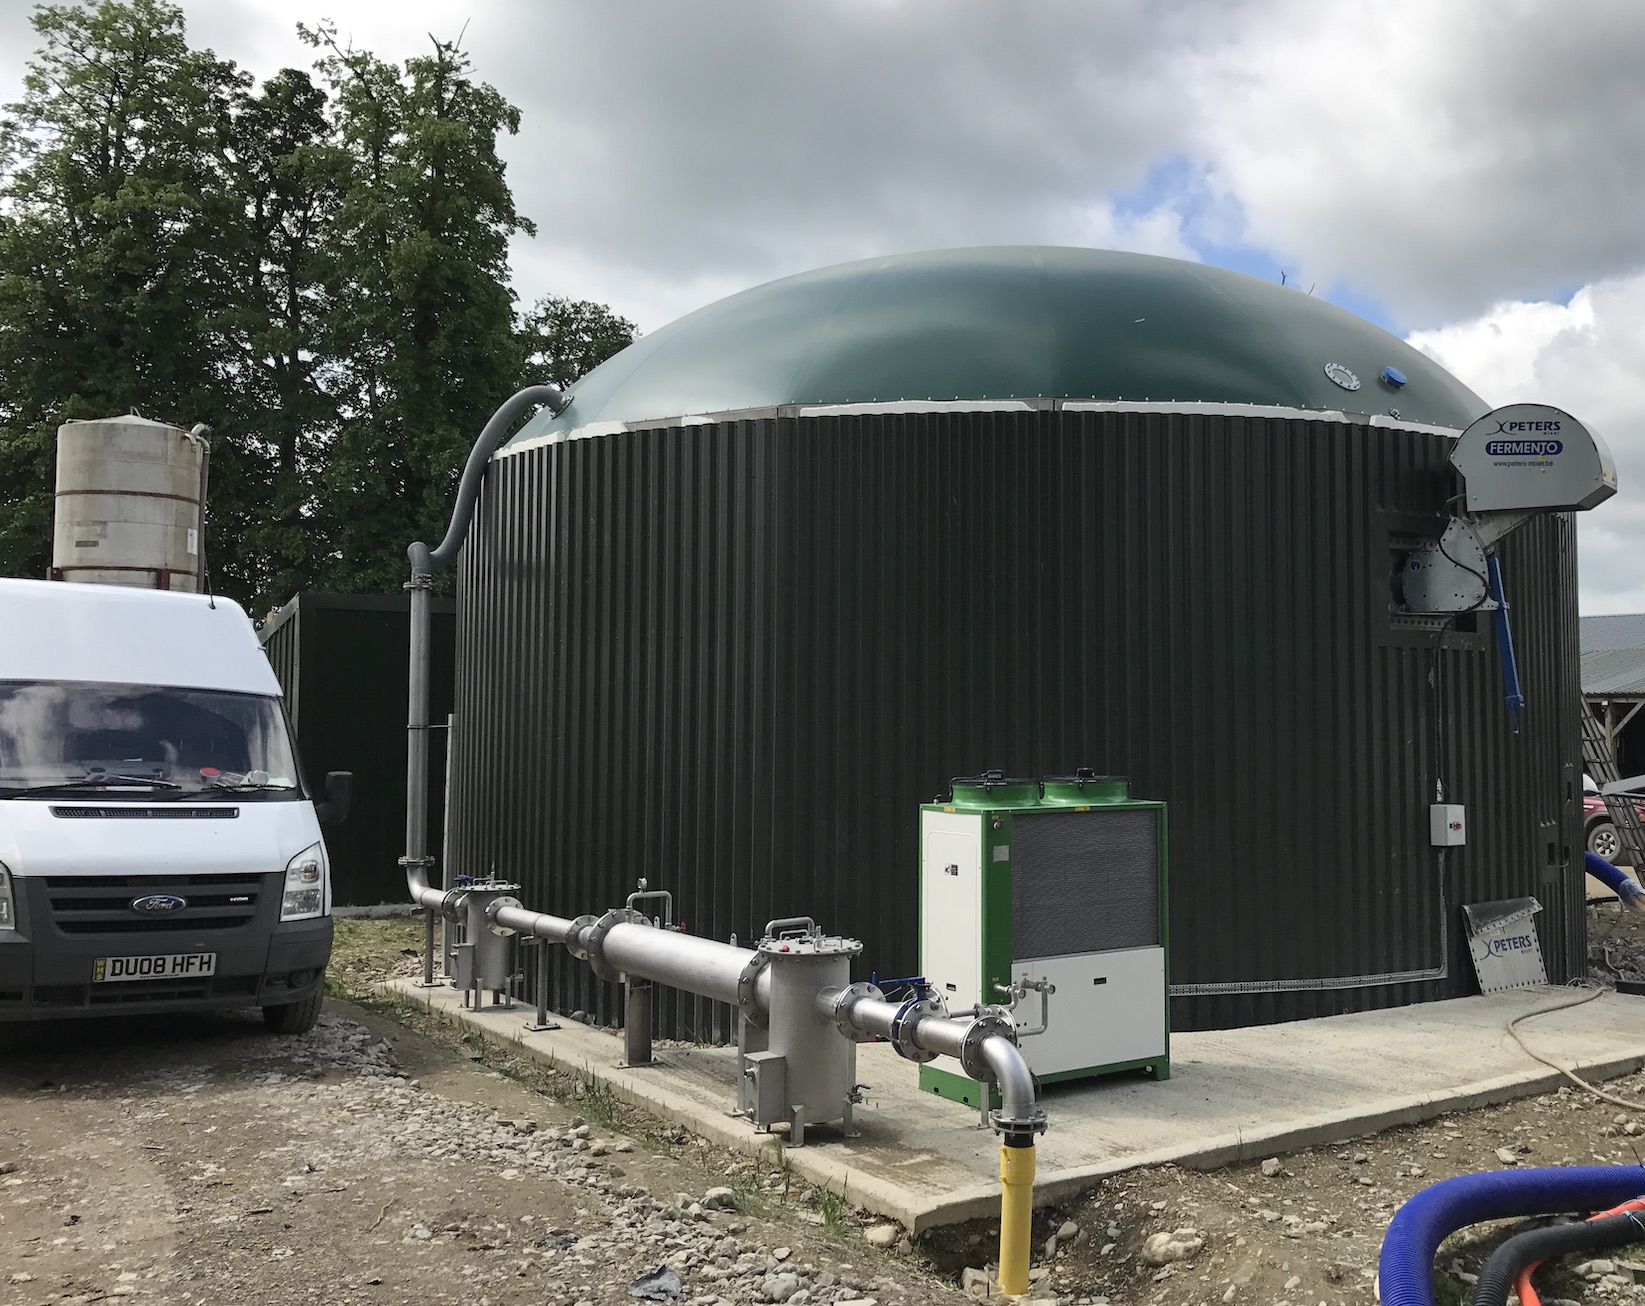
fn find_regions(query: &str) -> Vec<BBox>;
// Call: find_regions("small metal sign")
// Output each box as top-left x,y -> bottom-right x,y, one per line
1465,897 -> 1547,994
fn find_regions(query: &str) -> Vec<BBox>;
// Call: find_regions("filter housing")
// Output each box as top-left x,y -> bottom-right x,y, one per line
918,772 -> 1169,1107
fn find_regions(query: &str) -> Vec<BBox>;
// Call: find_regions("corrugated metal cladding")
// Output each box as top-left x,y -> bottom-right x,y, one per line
261,593 -> 457,905
449,409 -> 1582,1037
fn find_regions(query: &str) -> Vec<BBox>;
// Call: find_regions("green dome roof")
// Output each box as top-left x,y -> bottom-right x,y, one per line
512,246 -> 1486,444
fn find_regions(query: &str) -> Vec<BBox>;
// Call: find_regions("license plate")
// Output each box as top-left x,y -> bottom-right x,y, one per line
92,953 -> 218,983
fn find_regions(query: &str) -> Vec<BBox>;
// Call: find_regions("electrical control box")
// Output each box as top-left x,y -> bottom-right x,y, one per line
918,771 -> 1169,1108
1430,803 -> 1467,847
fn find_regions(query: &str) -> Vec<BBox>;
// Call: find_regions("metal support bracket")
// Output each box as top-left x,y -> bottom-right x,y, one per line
520,936 -> 560,1032
622,975 -> 654,1067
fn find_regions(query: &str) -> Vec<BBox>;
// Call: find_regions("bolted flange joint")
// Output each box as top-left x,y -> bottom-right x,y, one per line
736,950 -> 771,1029
582,908 -> 649,983
958,1012 -> 1018,1082
484,896 -> 523,936
563,914 -> 601,963
887,990 -> 946,1064
990,1104 -> 1049,1145
826,981 -> 885,1043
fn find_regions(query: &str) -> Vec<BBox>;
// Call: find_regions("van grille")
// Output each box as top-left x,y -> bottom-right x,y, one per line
44,874 -> 267,935
50,806 -> 240,820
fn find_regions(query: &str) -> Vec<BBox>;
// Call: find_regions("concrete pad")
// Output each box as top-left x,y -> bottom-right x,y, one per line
386,979 -> 1645,1234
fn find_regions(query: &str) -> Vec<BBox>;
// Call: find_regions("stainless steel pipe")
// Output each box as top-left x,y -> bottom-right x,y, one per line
599,923 -> 763,1009
818,984 -> 1043,1141
822,991 -> 969,1059
492,902 -> 576,942
486,902 -> 773,1012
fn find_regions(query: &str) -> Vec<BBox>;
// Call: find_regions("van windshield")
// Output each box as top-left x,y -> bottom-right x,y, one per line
0,680 -> 301,799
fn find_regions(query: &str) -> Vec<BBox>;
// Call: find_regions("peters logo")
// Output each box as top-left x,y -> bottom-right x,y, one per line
1489,933 -> 1537,956
1486,418 -> 1563,458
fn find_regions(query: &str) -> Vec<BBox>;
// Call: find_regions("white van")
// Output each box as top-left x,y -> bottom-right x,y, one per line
0,579 -> 347,1031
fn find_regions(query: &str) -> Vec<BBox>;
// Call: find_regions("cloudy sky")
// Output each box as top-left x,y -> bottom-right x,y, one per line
2,0 -> 1643,610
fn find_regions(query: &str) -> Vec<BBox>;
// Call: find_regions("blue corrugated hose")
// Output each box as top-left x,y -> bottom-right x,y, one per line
1378,1166 -> 1645,1306
1587,851 -> 1633,898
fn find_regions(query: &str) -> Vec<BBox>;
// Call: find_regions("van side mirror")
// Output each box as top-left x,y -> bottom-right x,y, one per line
317,771 -> 353,826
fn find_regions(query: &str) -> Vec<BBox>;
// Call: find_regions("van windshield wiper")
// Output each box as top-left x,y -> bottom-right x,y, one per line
0,776 -> 184,797
189,782 -> 297,799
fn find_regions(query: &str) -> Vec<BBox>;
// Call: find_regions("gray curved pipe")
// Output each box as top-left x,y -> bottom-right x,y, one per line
407,384 -> 568,577
981,1033 -> 1040,1140
404,386 -> 569,975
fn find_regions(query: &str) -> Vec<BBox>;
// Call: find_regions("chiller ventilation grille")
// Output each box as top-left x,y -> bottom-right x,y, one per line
1012,809 -> 1159,959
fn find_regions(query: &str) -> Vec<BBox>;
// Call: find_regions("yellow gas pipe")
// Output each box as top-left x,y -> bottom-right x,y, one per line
997,1139 -> 1037,1295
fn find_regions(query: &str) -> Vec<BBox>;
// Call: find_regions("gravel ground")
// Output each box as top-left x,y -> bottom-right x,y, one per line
0,1003 -> 958,1306
12,904 -> 1645,1306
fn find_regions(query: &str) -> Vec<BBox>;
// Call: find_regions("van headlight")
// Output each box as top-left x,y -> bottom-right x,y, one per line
281,843 -> 330,921
0,861 -> 15,931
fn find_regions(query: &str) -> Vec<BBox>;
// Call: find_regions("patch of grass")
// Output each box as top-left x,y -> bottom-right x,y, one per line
574,1071 -> 620,1126
820,1185 -> 853,1236
326,915 -> 431,1000
771,1137 -> 794,1202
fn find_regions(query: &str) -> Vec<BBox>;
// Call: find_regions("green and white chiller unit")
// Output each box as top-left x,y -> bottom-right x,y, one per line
918,772 -> 1169,1107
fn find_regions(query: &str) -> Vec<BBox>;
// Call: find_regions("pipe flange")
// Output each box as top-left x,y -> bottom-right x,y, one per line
486,896 -> 523,936
586,908 -> 649,983
829,982 -> 884,1043
957,1013 -> 1018,1082
437,888 -> 468,922
736,950 -> 771,1029
990,1106 -> 1049,1142
888,993 -> 946,1064
563,914 -> 601,962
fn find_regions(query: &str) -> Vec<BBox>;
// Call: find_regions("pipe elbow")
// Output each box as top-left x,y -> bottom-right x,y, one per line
980,1034 -> 1045,1143
400,854 -> 442,910
415,384 -> 570,578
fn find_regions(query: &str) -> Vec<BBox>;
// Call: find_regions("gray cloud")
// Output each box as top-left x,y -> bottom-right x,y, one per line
7,0 -> 1645,329
480,0 -> 1217,325
1188,0 -> 1645,324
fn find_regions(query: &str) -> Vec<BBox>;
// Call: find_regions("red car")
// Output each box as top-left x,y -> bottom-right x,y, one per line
1584,782 -> 1645,863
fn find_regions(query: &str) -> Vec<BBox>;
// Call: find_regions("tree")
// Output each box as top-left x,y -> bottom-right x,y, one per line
518,295 -> 636,391
302,23 -> 532,595
0,6 -> 634,606
0,0 -> 245,587
220,67 -> 349,607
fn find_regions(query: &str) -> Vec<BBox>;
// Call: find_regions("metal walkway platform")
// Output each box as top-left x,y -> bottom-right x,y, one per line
386,979 -> 1645,1233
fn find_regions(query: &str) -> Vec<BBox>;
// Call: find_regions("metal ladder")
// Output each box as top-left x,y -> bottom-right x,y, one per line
1580,697 -> 1645,867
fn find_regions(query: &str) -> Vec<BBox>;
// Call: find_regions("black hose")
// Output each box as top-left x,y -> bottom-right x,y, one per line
407,384 -> 568,577
1473,1209 -> 1645,1306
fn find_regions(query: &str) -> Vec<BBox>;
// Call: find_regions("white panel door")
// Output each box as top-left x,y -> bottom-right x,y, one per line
1010,946 -> 1165,1076
920,811 -> 983,1011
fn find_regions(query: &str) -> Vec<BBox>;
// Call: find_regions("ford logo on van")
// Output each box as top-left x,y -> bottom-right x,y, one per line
130,894 -> 187,914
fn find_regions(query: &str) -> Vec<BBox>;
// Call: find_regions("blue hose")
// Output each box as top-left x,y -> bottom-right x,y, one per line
1379,1166 -> 1645,1306
1588,851 -> 1634,898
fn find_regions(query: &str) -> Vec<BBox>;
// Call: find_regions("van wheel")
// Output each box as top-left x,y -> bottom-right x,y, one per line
263,991 -> 323,1035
